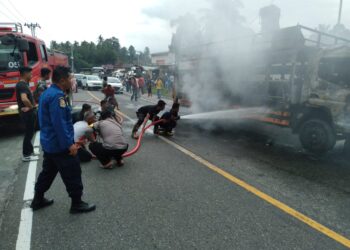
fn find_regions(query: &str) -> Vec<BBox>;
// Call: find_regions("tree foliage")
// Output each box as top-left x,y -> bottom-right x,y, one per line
50,36 -> 152,72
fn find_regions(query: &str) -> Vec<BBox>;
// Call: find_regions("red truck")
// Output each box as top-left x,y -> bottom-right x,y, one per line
0,23 -> 68,117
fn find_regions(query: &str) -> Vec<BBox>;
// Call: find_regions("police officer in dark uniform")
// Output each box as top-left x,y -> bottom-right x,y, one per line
30,66 -> 96,214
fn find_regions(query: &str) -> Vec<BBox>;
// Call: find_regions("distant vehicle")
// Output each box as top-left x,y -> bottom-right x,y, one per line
113,69 -> 126,78
82,75 -> 102,90
74,74 -> 85,88
92,67 -> 104,77
107,77 -> 123,94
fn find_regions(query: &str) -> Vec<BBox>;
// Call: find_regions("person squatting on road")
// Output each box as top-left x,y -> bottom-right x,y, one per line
89,108 -> 128,169
73,111 -> 96,162
131,100 -> 166,139
15,67 -> 38,162
30,66 -> 96,214
155,102 -> 180,136
72,103 -> 92,124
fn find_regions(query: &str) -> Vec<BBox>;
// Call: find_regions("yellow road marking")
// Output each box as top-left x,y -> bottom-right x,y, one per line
86,90 -> 350,248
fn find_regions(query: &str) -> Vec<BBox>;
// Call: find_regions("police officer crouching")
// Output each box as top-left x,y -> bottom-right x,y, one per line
30,66 -> 96,214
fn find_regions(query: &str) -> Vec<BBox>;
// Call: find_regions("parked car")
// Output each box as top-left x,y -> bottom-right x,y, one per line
82,75 -> 103,90
74,74 -> 85,88
107,77 -> 123,94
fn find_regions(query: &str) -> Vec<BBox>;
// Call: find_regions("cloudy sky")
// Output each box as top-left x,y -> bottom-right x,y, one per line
0,0 -> 349,53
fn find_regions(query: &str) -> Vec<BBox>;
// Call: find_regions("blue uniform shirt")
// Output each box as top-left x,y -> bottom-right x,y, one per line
39,84 -> 74,154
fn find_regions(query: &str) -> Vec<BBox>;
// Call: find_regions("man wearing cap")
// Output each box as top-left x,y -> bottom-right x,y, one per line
131,100 -> 166,139
16,67 -> 38,162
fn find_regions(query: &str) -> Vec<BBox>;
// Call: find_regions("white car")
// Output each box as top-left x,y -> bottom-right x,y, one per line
82,75 -> 102,90
107,77 -> 123,94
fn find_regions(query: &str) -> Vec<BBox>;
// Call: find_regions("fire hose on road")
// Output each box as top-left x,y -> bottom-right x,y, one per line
74,100 -> 165,158
122,119 -> 164,158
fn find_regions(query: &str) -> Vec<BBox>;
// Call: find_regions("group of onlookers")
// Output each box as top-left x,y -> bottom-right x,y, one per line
124,74 -> 173,101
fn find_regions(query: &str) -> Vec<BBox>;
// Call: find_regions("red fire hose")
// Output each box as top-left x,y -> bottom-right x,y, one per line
122,119 -> 164,158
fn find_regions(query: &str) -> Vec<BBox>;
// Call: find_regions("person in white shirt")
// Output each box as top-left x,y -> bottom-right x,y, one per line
73,111 -> 96,162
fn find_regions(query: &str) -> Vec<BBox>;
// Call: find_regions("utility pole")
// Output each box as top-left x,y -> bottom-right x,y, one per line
338,0 -> 343,24
24,23 -> 41,37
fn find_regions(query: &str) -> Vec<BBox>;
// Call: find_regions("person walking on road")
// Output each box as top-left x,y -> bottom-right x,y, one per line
137,76 -> 145,95
131,100 -> 166,139
102,84 -> 119,110
146,75 -> 153,97
130,76 -> 139,102
102,76 -> 108,89
155,77 -> 164,99
16,67 -> 38,162
30,66 -> 96,214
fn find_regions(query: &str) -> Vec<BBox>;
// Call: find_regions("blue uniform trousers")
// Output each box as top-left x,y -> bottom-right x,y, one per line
35,152 -> 83,199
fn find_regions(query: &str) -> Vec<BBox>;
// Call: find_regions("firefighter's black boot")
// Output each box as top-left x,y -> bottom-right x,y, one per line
70,197 -> 96,214
30,193 -> 54,211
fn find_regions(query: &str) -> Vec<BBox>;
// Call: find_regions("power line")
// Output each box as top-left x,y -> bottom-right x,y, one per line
6,0 -> 28,23
0,1 -> 23,23
0,8 -> 17,22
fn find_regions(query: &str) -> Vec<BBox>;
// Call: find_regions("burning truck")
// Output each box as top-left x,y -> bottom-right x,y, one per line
174,6 -> 350,154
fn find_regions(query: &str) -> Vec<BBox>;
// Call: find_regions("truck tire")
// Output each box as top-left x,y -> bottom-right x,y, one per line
299,119 -> 336,154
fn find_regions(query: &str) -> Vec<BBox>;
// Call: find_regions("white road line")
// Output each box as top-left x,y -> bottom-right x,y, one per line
23,160 -> 37,201
16,131 -> 40,250
16,208 -> 33,250
33,131 -> 40,147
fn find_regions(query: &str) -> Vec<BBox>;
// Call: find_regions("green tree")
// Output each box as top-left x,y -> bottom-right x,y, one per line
49,36 -> 149,71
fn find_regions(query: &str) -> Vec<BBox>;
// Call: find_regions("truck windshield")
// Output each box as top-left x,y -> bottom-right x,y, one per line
0,43 -> 23,73
318,57 -> 350,86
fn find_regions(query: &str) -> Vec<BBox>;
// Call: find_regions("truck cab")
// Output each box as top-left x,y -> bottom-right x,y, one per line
0,23 -> 68,117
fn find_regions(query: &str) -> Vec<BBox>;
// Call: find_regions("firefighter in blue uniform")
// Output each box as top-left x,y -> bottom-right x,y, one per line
30,66 -> 96,214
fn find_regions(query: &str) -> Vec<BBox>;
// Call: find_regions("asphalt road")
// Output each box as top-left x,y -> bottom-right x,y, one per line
0,89 -> 349,250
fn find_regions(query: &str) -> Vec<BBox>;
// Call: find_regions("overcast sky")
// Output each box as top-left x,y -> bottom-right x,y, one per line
0,0 -> 349,53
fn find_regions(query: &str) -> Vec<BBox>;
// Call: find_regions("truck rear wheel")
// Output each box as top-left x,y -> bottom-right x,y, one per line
299,119 -> 336,154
